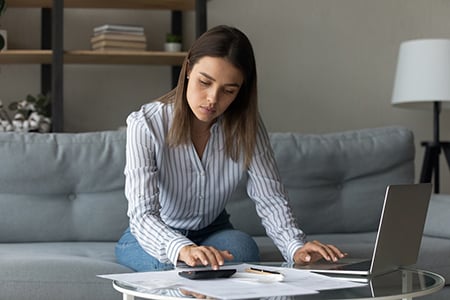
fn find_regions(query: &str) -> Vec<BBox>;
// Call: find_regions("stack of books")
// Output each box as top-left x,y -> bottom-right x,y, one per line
91,24 -> 147,51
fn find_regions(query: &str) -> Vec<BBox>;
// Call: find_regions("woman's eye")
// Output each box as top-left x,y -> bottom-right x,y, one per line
224,89 -> 236,95
199,80 -> 210,86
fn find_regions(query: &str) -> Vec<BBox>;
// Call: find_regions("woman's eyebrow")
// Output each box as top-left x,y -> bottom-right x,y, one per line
199,72 -> 241,87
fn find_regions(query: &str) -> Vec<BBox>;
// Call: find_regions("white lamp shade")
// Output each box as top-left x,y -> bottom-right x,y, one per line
391,39 -> 450,109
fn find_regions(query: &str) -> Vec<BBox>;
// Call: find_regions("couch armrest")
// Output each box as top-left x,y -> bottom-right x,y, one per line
424,194 -> 450,239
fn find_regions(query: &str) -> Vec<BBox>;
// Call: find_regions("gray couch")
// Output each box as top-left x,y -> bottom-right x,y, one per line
0,126 -> 448,299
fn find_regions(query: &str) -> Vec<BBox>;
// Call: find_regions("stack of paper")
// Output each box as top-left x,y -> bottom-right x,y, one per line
99,263 -> 366,300
91,24 -> 147,51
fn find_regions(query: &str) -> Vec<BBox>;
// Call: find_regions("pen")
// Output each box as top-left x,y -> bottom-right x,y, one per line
245,267 -> 282,275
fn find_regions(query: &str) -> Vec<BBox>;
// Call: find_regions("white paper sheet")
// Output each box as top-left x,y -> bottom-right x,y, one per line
99,263 -> 366,299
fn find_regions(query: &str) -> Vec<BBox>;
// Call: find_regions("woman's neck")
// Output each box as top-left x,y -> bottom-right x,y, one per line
191,118 -> 213,136
191,120 -> 213,159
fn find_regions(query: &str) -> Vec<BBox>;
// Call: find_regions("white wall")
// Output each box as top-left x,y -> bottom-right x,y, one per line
1,0 -> 450,192
204,0 -> 450,192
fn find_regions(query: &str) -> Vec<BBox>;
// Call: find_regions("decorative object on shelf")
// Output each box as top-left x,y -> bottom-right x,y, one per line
164,33 -> 182,52
0,0 -> 6,16
0,0 -> 7,51
91,24 -> 147,51
0,94 -> 51,132
0,29 -> 6,51
391,39 -> 450,193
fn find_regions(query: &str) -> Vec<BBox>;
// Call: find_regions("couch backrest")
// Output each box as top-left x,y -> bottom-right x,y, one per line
0,127 -> 415,242
226,126 -> 415,236
0,130 -> 128,242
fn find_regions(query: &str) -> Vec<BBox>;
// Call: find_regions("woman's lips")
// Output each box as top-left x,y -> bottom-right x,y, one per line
200,106 -> 216,114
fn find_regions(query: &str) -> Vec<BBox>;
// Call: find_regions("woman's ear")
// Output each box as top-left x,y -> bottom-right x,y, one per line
186,66 -> 192,80
186,59 -> 193,79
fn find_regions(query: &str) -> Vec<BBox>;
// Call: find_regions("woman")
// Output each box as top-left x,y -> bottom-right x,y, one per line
116,25 -> 345,271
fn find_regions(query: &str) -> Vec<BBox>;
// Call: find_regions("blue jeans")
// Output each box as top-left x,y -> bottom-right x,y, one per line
115,211 -> 260,271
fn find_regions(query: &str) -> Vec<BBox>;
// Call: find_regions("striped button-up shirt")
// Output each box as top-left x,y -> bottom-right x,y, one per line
125,101 -> 306,265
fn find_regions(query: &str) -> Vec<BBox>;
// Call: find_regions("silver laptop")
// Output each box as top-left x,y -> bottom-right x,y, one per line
296,183 -> 432,278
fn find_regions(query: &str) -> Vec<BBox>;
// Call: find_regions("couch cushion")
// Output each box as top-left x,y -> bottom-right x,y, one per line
0,242 -> 132,300
417,236 -> 450,282
227,126 -> 415,236
424,194 -> 450,239
0,131 -> 129,242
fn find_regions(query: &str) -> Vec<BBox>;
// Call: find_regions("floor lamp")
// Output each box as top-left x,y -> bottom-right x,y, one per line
392,39 -> 450,194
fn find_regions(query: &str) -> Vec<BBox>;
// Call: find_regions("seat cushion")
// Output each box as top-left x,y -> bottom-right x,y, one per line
417,236 -> 450,282
0,242 -> 132,300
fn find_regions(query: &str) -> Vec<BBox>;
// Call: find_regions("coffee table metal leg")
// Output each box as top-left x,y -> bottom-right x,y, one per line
113,281 -> 136,300
402,270 -> 412,300
123,294 -> 134,300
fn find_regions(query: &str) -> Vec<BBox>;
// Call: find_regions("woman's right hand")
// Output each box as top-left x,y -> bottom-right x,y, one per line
179,245 -> 234,270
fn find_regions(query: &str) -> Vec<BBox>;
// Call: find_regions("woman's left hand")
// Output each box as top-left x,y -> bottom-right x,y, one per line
293,240 -> 346,264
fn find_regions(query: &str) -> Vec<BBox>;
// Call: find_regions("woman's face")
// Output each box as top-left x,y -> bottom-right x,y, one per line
186,56 -> 244,128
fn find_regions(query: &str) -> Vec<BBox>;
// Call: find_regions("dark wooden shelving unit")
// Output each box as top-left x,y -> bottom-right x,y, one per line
0,0 -> 207,131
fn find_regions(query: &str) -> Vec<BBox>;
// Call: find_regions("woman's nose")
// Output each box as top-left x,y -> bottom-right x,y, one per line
207,88 -> 219,104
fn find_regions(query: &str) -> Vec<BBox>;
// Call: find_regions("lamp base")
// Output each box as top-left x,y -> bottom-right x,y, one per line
420,141 -> 450,193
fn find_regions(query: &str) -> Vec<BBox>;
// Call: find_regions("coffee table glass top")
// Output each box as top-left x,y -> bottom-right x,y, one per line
113,266 -> 444,300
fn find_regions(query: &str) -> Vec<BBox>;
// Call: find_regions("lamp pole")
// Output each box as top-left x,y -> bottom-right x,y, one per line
420,101 -> 445,193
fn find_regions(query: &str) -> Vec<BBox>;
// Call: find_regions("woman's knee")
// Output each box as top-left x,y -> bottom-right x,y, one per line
115,228 -> 173,271
202,229 -> 260,262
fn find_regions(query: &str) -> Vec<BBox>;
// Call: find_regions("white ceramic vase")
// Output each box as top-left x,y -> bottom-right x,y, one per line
164,42 -> 181,52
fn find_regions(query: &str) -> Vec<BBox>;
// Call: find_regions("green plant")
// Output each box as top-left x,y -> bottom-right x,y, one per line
166,33 -> 181,43
8,93 -> 51,118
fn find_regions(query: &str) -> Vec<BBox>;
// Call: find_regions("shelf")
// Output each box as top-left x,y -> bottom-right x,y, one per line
66,50 -> 187,65
0,50 -> 187,65
7,0 -> 195,10
0,50 -> 52,64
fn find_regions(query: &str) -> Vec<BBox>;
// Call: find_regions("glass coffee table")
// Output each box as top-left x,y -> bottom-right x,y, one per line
112,267 -> 444,300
